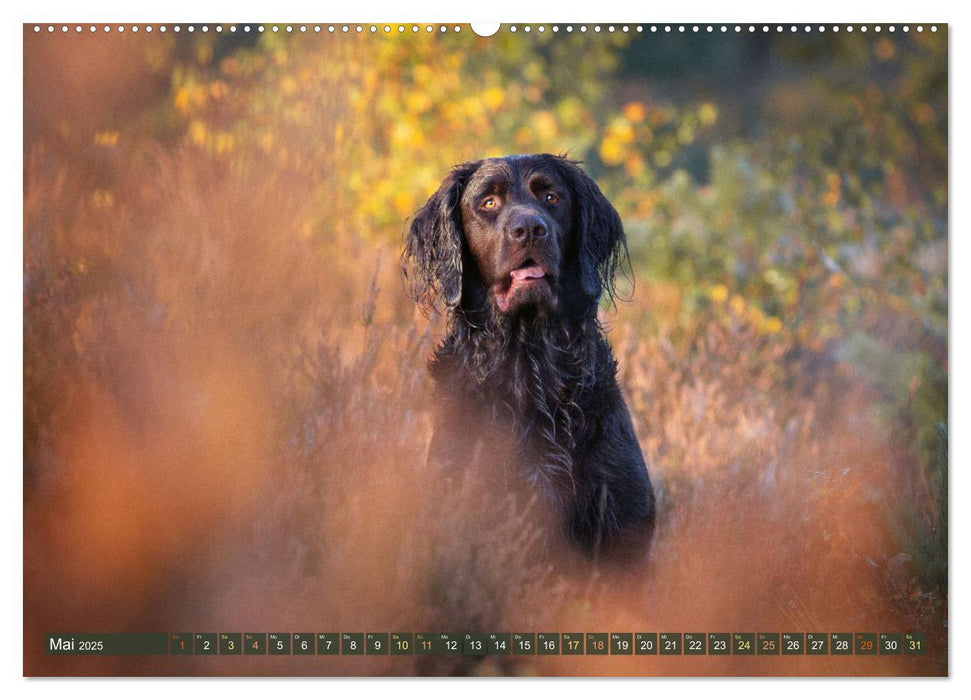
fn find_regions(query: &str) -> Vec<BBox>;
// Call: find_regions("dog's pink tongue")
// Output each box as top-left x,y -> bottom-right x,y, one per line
510,265 -> 545,281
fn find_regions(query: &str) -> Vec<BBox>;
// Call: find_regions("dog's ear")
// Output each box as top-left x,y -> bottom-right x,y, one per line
555,157 -> 628,302
403,161 -> 480,310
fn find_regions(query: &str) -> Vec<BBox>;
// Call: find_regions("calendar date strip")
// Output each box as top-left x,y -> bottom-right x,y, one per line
46,631 -> 925,656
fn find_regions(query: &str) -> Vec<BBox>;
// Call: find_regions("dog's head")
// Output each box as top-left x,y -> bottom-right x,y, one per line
404,154 -> 627,320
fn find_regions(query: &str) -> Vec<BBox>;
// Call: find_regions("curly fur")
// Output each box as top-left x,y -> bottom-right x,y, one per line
404,154 -> 655,557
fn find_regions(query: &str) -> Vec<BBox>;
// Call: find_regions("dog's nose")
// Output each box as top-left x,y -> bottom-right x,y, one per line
507,212 -> 549,244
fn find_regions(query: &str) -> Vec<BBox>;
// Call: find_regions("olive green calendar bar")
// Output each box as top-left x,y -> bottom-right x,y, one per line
45,632 -> 925,656
46,633 -> 169,655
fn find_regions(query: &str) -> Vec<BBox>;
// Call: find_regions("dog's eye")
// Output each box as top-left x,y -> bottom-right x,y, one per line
481,196 -> 499,210
545,192 -> 559,205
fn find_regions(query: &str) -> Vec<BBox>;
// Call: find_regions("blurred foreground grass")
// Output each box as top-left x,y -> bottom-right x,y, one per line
23,27 -> 946,675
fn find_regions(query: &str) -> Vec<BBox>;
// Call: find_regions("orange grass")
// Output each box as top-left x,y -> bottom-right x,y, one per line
23,32 -> 945,677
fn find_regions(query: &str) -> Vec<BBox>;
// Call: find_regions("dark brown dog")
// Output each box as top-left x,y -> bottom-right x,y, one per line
405,154 -> 655,558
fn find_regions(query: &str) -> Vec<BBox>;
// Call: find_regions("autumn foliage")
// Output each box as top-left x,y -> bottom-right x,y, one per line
24,26 -> 946,675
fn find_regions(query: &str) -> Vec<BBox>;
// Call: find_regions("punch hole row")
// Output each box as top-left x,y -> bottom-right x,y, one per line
517,25 -> 939,34
29,24 -> 466,34
30,24 -> 941,35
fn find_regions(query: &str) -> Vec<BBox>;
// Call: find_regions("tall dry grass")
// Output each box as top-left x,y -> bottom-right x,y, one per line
23,31 -> 945,677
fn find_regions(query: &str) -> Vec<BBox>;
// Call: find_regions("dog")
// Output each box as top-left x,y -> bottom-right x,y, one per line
404,154 -> 655,558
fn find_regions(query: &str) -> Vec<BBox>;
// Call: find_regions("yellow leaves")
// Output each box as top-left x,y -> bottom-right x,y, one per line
711,285 -> 784,335
483,86 -> 505,111
187,121 -> 233,154
599,137 -> 625,166
762,316 -> 783,335
728,293 -> 745,316
359,178 -> 399,222
444,53 -> 462,71
174,81 -> 218,114
698,102 -> 718,127
93,131 -> 119,148
405,91 -> 434,114
709,284 -> 729,304
746,304 -> 766,329
158,30 -> 741,269
440,101 -> 463,123
393,190 -> 415,218
531,111 -> 558,141
391,121 -> 426,149
174,86 -> 192,112
600,117 -> 636,166
189,121 -> 207,146
600,99 -> 713,173
459,95 -> 486,120
412,64 -> 433,85
556,96 -> 586,131
608,117 -> 636,144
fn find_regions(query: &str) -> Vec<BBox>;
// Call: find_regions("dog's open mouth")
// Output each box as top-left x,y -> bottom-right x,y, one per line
495,259 -> 552,313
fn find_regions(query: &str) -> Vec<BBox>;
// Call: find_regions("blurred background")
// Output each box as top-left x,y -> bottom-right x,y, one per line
23,25 -> 946,675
